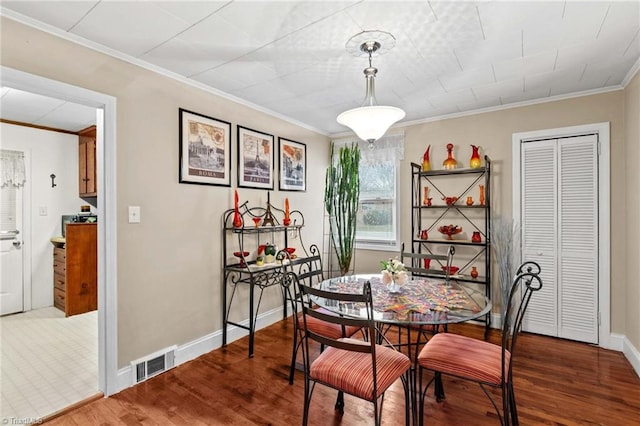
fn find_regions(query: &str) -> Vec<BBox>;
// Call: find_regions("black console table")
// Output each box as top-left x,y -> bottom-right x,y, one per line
221,196 -> 309,357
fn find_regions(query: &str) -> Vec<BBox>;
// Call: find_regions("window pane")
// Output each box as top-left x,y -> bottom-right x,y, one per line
357,200 -> 395,241
359,160 -> 394,200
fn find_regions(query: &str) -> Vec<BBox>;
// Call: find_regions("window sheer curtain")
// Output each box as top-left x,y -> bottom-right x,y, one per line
1,150 -> 26,188
333,133 -> 405,163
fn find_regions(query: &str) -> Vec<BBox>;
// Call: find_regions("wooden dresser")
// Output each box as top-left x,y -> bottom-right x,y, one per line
51,223 -> 97,316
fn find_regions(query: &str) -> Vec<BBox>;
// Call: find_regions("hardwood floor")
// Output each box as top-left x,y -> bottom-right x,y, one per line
46,320 -> 640,425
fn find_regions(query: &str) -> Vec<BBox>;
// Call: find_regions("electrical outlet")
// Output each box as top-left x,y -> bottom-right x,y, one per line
128,206 -> 141,223
39,206 -> 48,216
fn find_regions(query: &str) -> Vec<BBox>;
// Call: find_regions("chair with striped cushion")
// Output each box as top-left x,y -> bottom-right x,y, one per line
417,261 -> 542,426
281,245 -> 361,385
295,274 -> 412,426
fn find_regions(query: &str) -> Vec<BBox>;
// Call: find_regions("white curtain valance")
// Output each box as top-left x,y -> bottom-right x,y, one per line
331,132 -> 405,162
1,150 -> 26,188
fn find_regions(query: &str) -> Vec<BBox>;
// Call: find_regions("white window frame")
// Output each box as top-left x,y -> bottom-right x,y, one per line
332,133 -> 404,251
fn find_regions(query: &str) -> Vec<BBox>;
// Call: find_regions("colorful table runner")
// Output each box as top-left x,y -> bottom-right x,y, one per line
327,276 -> 479,316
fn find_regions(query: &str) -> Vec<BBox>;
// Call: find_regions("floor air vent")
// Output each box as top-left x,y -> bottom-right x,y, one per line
131,345 -> 177,384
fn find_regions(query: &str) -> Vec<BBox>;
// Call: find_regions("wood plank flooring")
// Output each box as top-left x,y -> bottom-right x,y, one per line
46,320 -> 640,425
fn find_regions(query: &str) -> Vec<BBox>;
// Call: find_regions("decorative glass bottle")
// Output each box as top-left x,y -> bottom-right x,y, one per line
472,231 -> 482,243
479,185 -> 485,206
442,143 -> 458,170
469,145 -> 482,168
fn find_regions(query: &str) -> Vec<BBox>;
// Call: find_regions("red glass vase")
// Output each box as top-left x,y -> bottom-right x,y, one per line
470,266 -> 479,279
469,145 -> 481,168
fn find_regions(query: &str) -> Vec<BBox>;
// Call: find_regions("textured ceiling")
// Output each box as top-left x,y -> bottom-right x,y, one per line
1,1 -> 639,135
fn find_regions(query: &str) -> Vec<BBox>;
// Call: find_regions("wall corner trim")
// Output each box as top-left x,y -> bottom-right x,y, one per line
622,335 -> 640,378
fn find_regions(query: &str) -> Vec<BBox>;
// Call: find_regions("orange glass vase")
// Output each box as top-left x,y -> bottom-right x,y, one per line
469,145 -> 481,168
422,145 -> 431,171
442,143 -> 457,170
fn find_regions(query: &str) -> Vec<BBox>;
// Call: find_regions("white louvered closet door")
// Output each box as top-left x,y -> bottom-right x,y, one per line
521,135 -> 599,344
521,140 -> 558,337
557,136 -> 598,343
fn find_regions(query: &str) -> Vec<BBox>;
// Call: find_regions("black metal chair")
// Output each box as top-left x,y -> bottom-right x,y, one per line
280,245 -> 360,385
381,244 -> 455,358
293,274 -> 412,426
400,243 -> 455,281
417,261 -> 542,425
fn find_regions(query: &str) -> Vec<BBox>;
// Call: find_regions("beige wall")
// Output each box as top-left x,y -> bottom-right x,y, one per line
356,90 -> 628,336
625,71 -> 640,350
1,15 -> 637,365
0,18 -> 330,367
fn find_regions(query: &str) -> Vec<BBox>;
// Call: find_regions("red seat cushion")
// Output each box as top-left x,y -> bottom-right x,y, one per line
310,338 -> 411,401
417,333 -> 510,386
296,308 -> 360,339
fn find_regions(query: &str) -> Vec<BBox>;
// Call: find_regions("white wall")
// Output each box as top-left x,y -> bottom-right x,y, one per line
1,122 -> 87,308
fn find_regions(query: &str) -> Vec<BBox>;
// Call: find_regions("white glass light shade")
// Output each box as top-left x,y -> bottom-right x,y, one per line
336,105 -> 405,142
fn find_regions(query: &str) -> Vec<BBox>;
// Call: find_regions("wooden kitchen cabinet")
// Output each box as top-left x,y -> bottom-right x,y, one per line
51,223 -> 97,316
78,125 -> 97,197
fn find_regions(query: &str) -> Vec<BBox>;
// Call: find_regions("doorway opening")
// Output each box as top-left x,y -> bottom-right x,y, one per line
1,66 -> 118,414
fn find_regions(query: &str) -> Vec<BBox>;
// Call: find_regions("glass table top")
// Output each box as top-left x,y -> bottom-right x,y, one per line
313,274 -> 492,326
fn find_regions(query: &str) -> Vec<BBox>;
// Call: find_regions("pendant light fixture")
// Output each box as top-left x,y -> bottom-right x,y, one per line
337,31 -> 405,149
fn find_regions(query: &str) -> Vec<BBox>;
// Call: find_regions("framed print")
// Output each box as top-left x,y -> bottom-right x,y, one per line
237,125 -> 274,190
278,137 -> 306,192
179,108 -> 231,186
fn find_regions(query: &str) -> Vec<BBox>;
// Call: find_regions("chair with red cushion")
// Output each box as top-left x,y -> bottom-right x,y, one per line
281,245 -> 360,385
416,261 -> 542,425
295,275 -> 412,426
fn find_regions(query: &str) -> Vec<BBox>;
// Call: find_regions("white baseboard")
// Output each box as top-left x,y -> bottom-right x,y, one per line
110,307 -> 640,395
112,306 -> 285,395
607,332 -> 625,351
622,336 -> 640,378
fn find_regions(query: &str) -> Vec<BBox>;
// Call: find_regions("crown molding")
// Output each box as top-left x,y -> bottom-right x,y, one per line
331,85 -> 624,138
0,8 -> 329,138
622,56 -> 640,87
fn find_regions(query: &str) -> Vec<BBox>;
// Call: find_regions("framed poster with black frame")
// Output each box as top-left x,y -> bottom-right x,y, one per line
237,125 -> 274,190
178,108 -> 231,187
278,137 -> 306,192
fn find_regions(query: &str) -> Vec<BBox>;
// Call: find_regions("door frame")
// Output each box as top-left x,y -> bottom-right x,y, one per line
1,66 -> 119,395
22,150 -> 31,312
512,122 -> 612,349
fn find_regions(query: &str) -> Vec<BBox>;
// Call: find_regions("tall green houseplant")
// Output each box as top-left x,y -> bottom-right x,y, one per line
324,142 -> 360,276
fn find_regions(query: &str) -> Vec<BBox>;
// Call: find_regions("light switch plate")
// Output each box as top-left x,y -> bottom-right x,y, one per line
128,206 -> 141,223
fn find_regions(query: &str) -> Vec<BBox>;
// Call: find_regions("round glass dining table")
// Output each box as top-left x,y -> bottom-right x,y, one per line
313,274 -> 492,326
311,273 -> 492,425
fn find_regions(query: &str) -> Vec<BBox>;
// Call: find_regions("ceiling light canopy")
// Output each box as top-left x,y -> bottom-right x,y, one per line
337,31 -> 405,148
